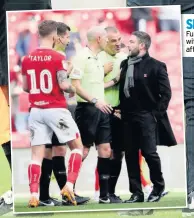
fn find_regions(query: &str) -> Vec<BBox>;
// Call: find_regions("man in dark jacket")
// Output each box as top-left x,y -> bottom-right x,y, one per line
119,31 -> 176,203
0,0 -> 52,211
126,0 -> 194,214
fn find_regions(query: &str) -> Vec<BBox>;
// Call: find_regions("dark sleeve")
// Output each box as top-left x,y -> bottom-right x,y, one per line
171,0 -> 194,14
120,59 -> 127,70
155,62 -> 172,115
48,0 -> 52,9
127,0 -> 141,6
127,0 -> 171,6
0,1 -> 8,85
6,0 -> 52,10
119,59 -> 127,86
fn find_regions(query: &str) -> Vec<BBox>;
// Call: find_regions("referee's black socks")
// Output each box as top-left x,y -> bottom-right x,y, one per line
97,157 -> 110,199
109,152 -> 123,195
52,156 -> 67,190
40,156 -> 67,201
39,158 -> 53,201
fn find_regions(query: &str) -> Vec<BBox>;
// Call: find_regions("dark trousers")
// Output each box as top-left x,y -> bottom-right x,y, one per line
183,57 -> 194,195
124,111 -> 165,195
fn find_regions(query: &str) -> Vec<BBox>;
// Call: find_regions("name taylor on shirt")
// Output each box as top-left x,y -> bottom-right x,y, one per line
28,55 -> 52,62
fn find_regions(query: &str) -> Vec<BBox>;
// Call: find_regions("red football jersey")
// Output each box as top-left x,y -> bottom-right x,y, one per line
22,48 -> 68,109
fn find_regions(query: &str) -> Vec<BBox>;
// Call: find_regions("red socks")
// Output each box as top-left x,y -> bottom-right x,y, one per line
95,167 -> 100,191
28,149 -> 82,195
67,149 -> 82,185
139,150 -> 151,187
28,163 -> 41,195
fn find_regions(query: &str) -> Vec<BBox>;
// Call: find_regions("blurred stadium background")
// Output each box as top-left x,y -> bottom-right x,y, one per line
6,6 -> 187,211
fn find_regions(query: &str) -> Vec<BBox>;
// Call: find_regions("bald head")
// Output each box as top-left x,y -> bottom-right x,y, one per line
87,26 -> 108,51
105,26 -> 119,34
87,26 -> 107,42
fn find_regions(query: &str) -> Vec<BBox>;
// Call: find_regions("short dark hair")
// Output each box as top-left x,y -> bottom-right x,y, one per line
132,31 -> 151,50
57,22 -> 71,35
38,20 -> 57,38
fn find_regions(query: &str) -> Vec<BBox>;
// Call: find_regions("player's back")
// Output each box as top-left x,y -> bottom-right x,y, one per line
22,48 -> 67,109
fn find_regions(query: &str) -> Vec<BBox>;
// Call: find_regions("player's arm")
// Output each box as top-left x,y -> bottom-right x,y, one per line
21,56 -> 29,93
57,70 -> 75,93
22,74 -> 29,93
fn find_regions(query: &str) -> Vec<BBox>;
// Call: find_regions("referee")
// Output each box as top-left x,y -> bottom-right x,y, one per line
70,26 -> 113,203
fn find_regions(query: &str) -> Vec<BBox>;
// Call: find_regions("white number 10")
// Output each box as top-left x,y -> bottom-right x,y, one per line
27,69 -> 53,94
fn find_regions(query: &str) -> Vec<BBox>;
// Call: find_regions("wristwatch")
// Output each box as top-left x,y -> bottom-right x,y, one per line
91,98 -> 98,105
112,78 -> 118,84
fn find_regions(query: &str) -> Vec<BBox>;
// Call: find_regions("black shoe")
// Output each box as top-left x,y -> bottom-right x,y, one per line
161,190 -> 169,197
124,193 -> 144,203
147,189 -> 164,202
62,195 -> 69,205
62,194 -> 90,205
109,194 -> 123,203
39,197 -> 61,206
99,196 -> 110,204
75,194 -> 90,205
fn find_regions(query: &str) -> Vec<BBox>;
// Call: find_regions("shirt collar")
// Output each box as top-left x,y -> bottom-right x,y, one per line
86,46 -> 100,59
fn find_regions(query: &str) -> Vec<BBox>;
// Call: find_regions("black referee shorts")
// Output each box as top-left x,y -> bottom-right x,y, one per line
75,102 -> 111,148
45,104 -> 76,149
110,107 -> 125,152
45,132 -> 64,149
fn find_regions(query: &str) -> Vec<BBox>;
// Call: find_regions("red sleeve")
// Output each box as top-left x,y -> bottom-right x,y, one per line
10,71 -> 17,82
55,54 -> 68,72
21,56 -> 28,76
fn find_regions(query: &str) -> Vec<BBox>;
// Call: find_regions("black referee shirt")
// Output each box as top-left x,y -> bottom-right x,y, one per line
0,0 -> 52,86
127,0 -> 194,14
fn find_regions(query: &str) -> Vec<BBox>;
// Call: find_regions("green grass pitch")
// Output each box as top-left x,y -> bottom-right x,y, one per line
1,146 -> 190,218
14,192 -> 186,213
